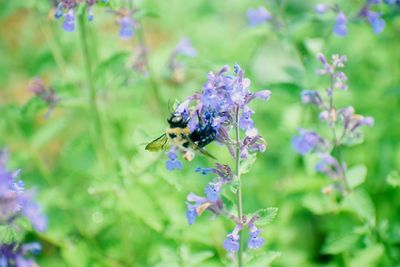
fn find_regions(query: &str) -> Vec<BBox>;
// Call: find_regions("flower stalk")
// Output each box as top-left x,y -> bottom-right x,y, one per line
78,11 -> 109,171
235,104 -> 244,267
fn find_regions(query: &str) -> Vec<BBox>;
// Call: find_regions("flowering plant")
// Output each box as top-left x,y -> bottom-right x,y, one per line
161,65 -> 277,265
293,53 -> 373,195
0,149 -> 47,266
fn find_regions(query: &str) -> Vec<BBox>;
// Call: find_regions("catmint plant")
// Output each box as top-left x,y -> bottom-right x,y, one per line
0,149 -> 47,266
54,0 -> 109,31
160,65 -> 275,265
292,53 -> 373,195
315,1 -> 396,36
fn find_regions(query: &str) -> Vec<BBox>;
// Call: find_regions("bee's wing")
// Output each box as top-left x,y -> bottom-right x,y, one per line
197,147 -> 216,159
145,134 -> 169,151
183,137 -> 216,160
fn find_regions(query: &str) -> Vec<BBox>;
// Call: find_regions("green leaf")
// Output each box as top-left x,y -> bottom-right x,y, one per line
347,164 -> 367,189
240,153 -> 257,174
341,189 -> 375,225
61,241 -> 90,267
180,246 -> 214,267
349,244 -> 384,267
302,193 -> 337,215
322,232 -> 360,255
247,251 -> 281,267
387,171 -> 400,187
20,97 -> 46,118
253,207 -> 278,226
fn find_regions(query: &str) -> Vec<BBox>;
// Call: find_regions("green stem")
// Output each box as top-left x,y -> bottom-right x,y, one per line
134,19 -> 163,115
234,105 -> 243,267
329,76 -> 350,194
78,11 -> 109,171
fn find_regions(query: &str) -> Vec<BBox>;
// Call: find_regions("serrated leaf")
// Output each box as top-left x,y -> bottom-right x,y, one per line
387,171 -> 400,187
254,207 -> 278,226
341,189 -> 375,225
347,164 -> 367,189
322,232 -> 360,255
247,251 -> 281,267
349,244 -> 384,267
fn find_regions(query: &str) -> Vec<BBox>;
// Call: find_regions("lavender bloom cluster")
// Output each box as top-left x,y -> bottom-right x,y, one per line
292,54 -> 373,194
166,65 -> 271,254
316,0 -> 395,36
0,149 -> 47,266
0,243 -> 41,267
54,0 -> 108,32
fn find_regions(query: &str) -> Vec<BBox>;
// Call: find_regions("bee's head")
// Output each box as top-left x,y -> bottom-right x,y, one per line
168,112 -> 188,128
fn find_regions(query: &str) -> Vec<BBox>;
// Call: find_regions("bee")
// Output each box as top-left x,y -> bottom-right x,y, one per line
145,111 -> 216,160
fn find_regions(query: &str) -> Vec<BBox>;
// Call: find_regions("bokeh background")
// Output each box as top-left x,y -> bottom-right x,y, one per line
0,0 -> 399,266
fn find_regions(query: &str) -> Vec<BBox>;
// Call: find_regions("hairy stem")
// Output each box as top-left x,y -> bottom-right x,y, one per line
78,12 -> 109,171
234,105 -> 244,267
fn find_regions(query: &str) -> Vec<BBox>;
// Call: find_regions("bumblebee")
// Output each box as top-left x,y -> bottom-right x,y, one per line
145,112 -> 216,160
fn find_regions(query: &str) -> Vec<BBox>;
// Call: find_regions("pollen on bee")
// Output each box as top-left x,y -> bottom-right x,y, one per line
184,151 -> 195,161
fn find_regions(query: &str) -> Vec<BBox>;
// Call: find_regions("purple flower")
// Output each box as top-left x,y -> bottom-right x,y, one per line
118,16 -> 135,39
248,229 -> 265,249
20,192 -> 47,232
301,90 -> 324,107
165,149 -> 182,171
316,153 -> 343,179
0,149 -> 47,231
367,12 -> 385,34
62,9 -> 76,32
247,215 -> 265,249
333,12 -> 348,37
0,243 -> 41,267
174,38 -> 197,57
185,192 -> 223,225
292,129 -> 326,155
224,224 -> 242,253
315,4 -> 330,14
246,7 -> 272,27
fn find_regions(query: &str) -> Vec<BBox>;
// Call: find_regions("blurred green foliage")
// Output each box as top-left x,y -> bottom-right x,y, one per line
0,0 -> 399,266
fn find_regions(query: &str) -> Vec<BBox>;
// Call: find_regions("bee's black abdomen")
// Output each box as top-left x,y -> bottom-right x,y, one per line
189,125 -> 217,148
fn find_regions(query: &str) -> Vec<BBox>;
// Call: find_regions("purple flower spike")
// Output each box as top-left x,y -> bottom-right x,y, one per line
62,9 -> 76,32
333,12 -> 348,37
246,6 -> 272,27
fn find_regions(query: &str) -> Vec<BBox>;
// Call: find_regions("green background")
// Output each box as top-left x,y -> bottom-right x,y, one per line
0,0 -> 399,266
